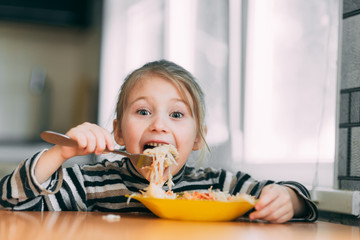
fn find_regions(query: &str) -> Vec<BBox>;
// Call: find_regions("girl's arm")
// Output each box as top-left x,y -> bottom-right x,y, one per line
227,172 -> 317,223
34,145 -> 68,184
34,122 -> 115,184
0,150 -> 63,210
0,123 -> 114,210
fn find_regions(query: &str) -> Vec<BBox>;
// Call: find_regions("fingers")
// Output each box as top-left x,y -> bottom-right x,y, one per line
66,122 -> 114,155
250,200 -> 293,223
249,184 -> 294,223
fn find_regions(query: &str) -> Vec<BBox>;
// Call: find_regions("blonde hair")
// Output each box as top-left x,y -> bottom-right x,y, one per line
114,60 -> 209,158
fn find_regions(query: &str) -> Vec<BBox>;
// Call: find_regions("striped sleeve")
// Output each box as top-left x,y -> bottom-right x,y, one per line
1,155 -> 150,212
45,166 -> 88,211
226,171 -> 275,197
0,150 -> 63,210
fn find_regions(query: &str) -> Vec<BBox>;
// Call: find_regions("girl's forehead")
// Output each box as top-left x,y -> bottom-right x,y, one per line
132,76 -> 179,93
128,76 -> 194,106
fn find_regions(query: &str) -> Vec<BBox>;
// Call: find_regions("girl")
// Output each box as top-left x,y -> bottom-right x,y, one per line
0,60 -> 317,223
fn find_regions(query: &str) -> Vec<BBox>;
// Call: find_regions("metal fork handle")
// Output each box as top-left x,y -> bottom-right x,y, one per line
104,149 -> 130,157
40,130 -> 153,167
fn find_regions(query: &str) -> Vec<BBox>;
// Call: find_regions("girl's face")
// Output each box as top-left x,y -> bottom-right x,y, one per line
114,76 -> 201,180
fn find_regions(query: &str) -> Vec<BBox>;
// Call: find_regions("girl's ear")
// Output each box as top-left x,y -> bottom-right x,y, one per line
192,136 -> 202,151
192,125 -> 207,151
113,119 -> 125,146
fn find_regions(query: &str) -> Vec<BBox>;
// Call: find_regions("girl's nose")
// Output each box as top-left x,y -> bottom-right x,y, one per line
150,114 -> 169,133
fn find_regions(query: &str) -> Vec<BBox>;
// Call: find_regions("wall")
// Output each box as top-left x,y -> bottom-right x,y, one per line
0,1 -> 102,141
338,0 -> 360,191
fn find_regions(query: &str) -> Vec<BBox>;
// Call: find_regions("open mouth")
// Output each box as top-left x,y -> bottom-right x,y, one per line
143,142 -> 167,151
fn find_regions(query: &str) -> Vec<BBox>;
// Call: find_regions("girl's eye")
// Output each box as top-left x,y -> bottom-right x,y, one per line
137,109 -> 151,116
170,111 -> 183,119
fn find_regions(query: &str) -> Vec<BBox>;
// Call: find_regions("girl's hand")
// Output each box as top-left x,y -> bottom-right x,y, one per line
249,184 -> 305,223
59,122 -> 115,160
35,122 -> 115,184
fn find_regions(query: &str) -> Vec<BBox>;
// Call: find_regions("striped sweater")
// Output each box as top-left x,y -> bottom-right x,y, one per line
0,150 -> 317,221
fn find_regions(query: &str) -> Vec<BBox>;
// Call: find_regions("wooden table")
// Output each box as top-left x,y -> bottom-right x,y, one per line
0,211 -> 358,240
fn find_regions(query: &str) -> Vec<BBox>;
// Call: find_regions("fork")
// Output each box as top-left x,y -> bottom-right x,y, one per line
40,130 -> 153,167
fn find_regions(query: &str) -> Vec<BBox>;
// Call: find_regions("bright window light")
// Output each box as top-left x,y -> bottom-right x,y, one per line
242,0 -> 338,164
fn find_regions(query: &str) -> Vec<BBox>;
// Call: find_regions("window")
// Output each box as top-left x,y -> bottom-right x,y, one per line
236,0 -> 339,188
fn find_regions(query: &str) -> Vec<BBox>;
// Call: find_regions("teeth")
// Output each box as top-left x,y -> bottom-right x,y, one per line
146,142 -> 165,147
143,142 -> 167,151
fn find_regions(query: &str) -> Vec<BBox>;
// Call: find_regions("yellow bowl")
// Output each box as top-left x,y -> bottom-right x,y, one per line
128,195 -> 256,221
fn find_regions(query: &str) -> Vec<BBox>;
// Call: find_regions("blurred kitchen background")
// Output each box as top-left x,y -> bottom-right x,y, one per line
0,0 -> 359,225
0,0 -> 102,170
